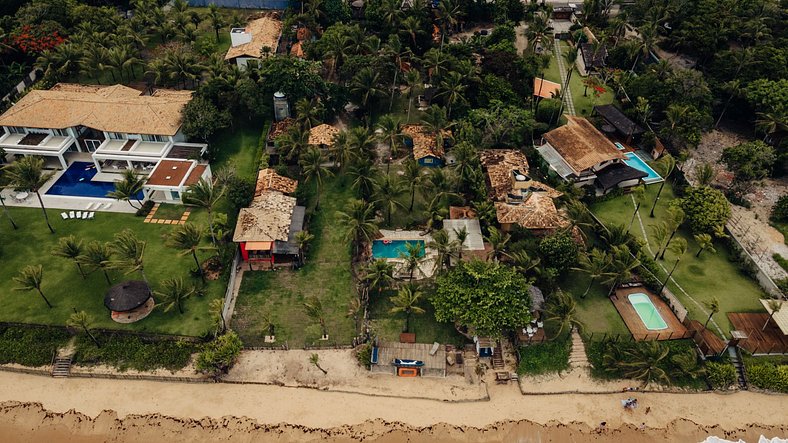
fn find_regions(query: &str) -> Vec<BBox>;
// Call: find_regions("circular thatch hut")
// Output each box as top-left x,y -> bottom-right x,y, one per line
104,281 -> 155,323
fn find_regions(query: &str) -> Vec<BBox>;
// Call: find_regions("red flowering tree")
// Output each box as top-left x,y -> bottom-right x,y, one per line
9,24 -> 65,55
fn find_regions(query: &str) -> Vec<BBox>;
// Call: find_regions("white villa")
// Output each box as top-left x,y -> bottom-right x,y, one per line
0,83 -> 210,203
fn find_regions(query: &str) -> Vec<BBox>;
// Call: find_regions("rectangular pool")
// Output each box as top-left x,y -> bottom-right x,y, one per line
628,293 -> 668,330
46,161 -> 143,199
372,240 -> 425,259
623,152 -> 663,184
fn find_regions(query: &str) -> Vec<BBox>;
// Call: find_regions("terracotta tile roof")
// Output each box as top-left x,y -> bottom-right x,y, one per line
255,168 -> 298,195
0,83 -> 191,136
268,118 -> 295,141
402,124 -> 446,160
233,191 -> 296,243
494,194 -> 569,230
308,123 -> 339,146
533,78 -> 561,99
225,15 -> 282,60
480,149 -> 561,201
449,206 -> 476,219
147,160 -> 193,187
290,41 -> 304,58
183,164 -> 207,186
542,116 -> 625,174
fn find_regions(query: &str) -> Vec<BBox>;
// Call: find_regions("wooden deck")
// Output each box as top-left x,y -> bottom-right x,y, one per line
612,286 -> 688,340
686,320 -> 726,356
371,341 -> 447,377
516,327 -> 547,345
728,313 -> 788,355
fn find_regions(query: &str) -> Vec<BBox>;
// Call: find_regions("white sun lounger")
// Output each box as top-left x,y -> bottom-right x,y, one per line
61,212 -> 69,220
81,211 -> 89,219
87,212 -> 95,219
69,211 -> 75,219
76,211 -> 82,219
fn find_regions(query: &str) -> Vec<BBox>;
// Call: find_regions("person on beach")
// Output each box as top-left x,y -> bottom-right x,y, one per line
597,422 -> 607,433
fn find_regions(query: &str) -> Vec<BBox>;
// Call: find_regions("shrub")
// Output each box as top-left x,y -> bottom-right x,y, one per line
135,200 -> 155,217
637,252 -> 663,292
517,337 -> 571,376
0,327 -> 70,367
771,195 -> 788,222
706,361 -> 736,390
772,254 -> 788,273
73,334 -> 197,372
747,363 -> 788,393
538,232 -> 578,274
196,330 -> 243,379
679,186 -> 731,235
355,343 -> 372,369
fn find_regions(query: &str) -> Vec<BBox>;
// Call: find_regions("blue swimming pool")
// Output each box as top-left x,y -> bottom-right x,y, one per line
623,153 -> 663,184
372,240 -> 425,259
46,162 -> 143,199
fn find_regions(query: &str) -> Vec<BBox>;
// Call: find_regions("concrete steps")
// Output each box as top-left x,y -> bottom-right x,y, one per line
51,356 -> 72,378
568,330 -> 590,368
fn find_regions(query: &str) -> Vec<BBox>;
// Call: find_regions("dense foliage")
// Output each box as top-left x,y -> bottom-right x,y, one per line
538,232 -> 578,274
678,186 -> 731,235
705,361 -> 736,390
0,326 -> 70,367
74,334 -> 198,371
747,363 -> 788,393
195,330 -> 242,378
517,337 -> 570,376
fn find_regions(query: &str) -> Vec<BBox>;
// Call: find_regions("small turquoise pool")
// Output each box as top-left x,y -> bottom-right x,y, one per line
628,293 -> 668,330
372,240 -> 425,259
623,153 -> 662,184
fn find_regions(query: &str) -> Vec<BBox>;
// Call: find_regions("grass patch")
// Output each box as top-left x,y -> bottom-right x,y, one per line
73,333 -> 198,371
0,207 -> 223,336
591,181 -> 766,334
542,41 -> 615,116
0,326 -> 71,367
210,120 -> 266,181
517,336 -> 570,376
773,253 -> 788,273
234,176 -> 356,347
559,270 -> 630,336
152,203 -> 189,220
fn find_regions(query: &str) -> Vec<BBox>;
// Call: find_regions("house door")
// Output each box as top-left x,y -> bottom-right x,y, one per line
83,139 -> 101,152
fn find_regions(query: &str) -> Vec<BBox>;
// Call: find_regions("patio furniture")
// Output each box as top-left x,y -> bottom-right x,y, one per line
15,191 -> 28,201
429,342 -> 440,356
61,212 -> 69,220
69,211 -> 75,219
87,212 -> 95,219
81,212 -> 88,219
76,211 -> 82,218
370,346 -> 379,365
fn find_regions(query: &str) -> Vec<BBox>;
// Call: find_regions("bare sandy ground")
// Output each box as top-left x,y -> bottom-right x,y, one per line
0,371 -> 786,441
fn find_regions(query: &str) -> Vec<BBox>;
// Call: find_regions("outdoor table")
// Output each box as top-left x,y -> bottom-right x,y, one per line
15,192 -> 29,200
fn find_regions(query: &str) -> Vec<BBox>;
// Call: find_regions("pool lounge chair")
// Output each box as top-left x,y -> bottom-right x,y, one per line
81,211 -> 89,219
87,212 -> 95,219
76,211 -> 82,219
69,211 -> 75,219
61,212 -> 69,220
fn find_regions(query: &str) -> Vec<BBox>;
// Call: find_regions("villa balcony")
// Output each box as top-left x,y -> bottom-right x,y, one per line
93,138 -> 171,159
0,132 -> 74,153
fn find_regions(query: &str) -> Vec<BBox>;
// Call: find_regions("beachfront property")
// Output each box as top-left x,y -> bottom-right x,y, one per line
402,124 -> 448,167
225,15 -> 282,70
480,149 -> 569,235
233,169 -> 305,270
592,104 -> 666,159
0,83 -> 210,203
536,116 -> 652,194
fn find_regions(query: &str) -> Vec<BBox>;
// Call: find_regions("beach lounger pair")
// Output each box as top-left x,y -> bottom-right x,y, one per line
60,211 -> 95,220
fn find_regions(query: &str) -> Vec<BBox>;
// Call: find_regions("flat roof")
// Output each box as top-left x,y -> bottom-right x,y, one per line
761,299 -> 788,335
443,219 -> 485,250
533,78 -> 561,99
146,159 -> 193,187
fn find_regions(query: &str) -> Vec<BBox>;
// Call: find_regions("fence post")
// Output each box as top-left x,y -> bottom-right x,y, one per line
667,331 -> 673,340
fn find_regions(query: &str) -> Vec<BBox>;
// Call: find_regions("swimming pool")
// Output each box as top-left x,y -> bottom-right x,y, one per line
628,293 -> 668,330
372,240 -> 425,259
46,162 -> 143,199
623,153 -> 663,184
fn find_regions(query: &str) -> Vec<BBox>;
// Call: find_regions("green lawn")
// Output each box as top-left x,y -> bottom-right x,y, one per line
559,270 -> 630,336
0,207 -> 223,336
233,176 -> 357,347
592,182 -> 767,334
384,163 -> 430,229
542,41 -> 615,117
210,120 -> 266,181
367,288 -> 467,346
152,203 -> 189,220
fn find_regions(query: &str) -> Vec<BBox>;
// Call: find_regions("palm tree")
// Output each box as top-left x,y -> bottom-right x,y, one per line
422,49 -> 449,83
278,126 -> 311,162
424,167 -> 458,208
694,233 -> 716,258
524,11 -> 551,54
704,297 -> 719,329
543,290 -> 583,338
421,105 -> 450,155
377,115 -> 404,159
348,126 -> 377,161
206,3 -> 225,42
649,155 -> 676,217
80,45 -> 109,84
401,158 -> 424,212
659,238 -> 688,293
626,185 -> 646,233
399,242 -> 425,280
437,0 -> 463,37
650,222 -> 669,260
351,67 -> 385,116
485,226 -> 510,262
659,207 -> 685,260
323,31 -> 350,79
109,229 -> 147,282
373,174 -> 406,226
427,229 -> 456,274
0,186 -> 18,229
2,156 -> 55,233
556,46 -> 579,119
68,310 -> 100,347
606,341 -> 671,386
309,353 -> 328,374
389,284 -> 425,332
293,230 -> 315,266
715,79 -> 742,128
604,244 -> 640,291
330,130 -> 354,171
294,98 -> 323,129
423,199 -> 448,232
762,299 -> 782,331
399,16 -> 422,48
564,200 -> 593,240
348,160 -> 376,199
452,226 -> 468,261
573,248 -> 611,298
755,112 -> 787,142
300,148 -> 333,211
364,259 -> 395,296
303,296 -> 328,338
630,24 -> 659,72
438,71 -> 467,119
695,163 -> 716,186
77,241 -> 114,286
53,235 -> 86,279
506,249 -> 540,275
155,278 -> 194,314
167,223 -> 210,282
208,298 -> 226,335
183,178 -> 225,245
403,69 -> 421,123
336,199 -> 379,256
106,169 -> 145,209
13,265 -> 51,308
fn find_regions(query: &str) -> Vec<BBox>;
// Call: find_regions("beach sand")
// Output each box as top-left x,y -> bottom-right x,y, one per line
0,371 -> 786,442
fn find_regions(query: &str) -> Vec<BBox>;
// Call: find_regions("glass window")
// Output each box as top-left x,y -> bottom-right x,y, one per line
7,126 -> 25,134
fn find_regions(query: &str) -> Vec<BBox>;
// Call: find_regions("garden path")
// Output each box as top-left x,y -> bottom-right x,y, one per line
554,39 -> 576,116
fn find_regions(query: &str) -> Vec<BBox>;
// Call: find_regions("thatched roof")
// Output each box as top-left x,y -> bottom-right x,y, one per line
308,124 -> 339,146
402,124 -> 446,160
542,116 -> 625,174
480,149 -> 561,201
233,191 -> 297,243
104,280 -> 152,312
225,15 -> 282,60
0,83 -> 192,136
495,193 -> 569,230
255,168 -> 298,196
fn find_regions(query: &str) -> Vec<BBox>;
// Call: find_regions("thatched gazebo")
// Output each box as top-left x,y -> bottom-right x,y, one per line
104,280 -> 155,324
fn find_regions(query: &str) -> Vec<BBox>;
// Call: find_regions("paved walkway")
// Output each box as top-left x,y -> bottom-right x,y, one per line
554,39 -> 576,116
568,330 -> 589,368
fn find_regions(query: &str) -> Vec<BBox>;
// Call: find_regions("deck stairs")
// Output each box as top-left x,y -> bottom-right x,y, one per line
568,330 -> 590,368
51,356 -> 72,378
492,341 -> 505,370
728,346 -> 748,389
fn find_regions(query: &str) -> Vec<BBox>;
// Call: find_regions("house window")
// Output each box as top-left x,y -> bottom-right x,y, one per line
108,132 -> 125,140
7,127 -> 25,134
423,158 -> 433,164
142,134 -> 165,142
53,129 -> 68,137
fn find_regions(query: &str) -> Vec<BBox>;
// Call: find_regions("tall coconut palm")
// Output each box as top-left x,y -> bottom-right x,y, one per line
452,226 -> 468,261
659,206 -> 685,260
183,178 -> 225,245
0,192 -> 17,230
336,199 -> 379,256
694,233 -> 716,258
13,265 -> 51,308
364,259 -> 395,296
438,71 -> 467,119
78,241 -> 114,286
348,160 -> 376,199
572,248 -> 611,298
373,174 -> 406,226
423,199 -> 448,232
604,244 -> 640,291
376,114 -> 405,159
421,105 -> 450,153
294,230 -> 314,265
543,290 -> 583,338
206,3 -> 225,42
427,229 -> 456,274
630,24 -> 659,72
331,130 -> 355,171
399,16 -> 423,48
52,235 -> 86,279
167,223 -> 210,282
659,238 -> 688,293
277,126 -> 311,162
323,31 -> 350,79
351,67 -> 385,115
485,226 -> 510,262
389,284 -> 425,332
606,341 -> 670,386
68,310 -> 101,347
294,98 -> 323,129
424,167 -> 458,208
557,46 -> 579,118
422,48 -> 448,83
348,126 -> 377,161
398,242 -> 425,280
762,299 -> 782,331
401,158 -> 424,212
524,11 -> 551,54
704,297 -> 719,329
300,148 -> 333,211
155,277 -> 194,314
303,296 -> 328,338
106,169 -> 145,209
403,69 -> 421,123
649,155 -> 676,217
627,185 -> 646,233
109,229 -> 147,283
650,221 -> 669,260
2,156 -> 55,233
506,250 -> 541,275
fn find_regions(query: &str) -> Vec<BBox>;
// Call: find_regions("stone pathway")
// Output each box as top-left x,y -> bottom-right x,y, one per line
568,329 -> 589,368
554,39 -> 576,116
143,203 -> 190,225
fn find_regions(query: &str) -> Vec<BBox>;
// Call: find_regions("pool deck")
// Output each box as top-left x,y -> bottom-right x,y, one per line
612,285 -> 687,340
377,229 -> 437,279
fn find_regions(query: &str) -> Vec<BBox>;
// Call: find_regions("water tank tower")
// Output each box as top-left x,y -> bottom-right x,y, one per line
273,92 -> 290,121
